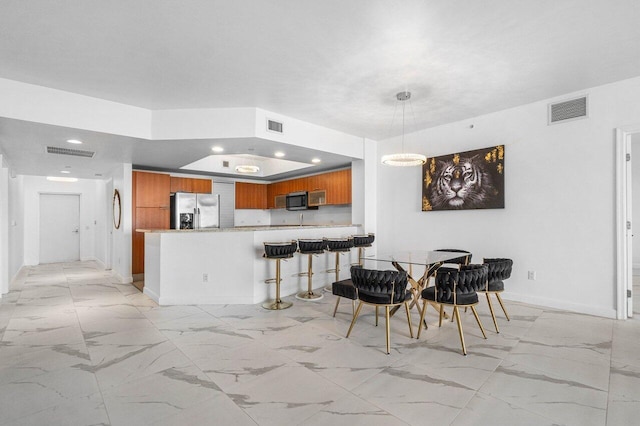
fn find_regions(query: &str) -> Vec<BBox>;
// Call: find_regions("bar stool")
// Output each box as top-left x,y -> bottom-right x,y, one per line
263,241 -> 298,310
351,233 -> 375,266
295,239 -> 326,301
324,237 -> 354,291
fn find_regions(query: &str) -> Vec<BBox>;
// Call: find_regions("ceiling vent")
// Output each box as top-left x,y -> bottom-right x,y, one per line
267,119 -> 283,133
222,160 -> 229,168
548,96 -> 588,125
46,146 -> 95,158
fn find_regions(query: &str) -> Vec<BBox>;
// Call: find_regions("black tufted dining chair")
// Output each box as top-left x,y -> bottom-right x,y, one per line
346,266 -> 413,354
479,258 -> 513,333
417,264 -> 488,355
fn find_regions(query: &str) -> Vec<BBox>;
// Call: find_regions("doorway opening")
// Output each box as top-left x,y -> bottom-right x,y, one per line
39,193 -> 80,264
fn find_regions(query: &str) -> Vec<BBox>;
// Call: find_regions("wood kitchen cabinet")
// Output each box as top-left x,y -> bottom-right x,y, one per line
322,169 -> 351,205
134,171 -> 171,208
132,171 -> 171,276
132,207 -> 170,274
265,168 -> 352,209
170,177 -> 212,194
235,182 -> 268,209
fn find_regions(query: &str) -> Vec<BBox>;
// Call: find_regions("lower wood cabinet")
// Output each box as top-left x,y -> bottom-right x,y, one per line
132,207 -> 169,275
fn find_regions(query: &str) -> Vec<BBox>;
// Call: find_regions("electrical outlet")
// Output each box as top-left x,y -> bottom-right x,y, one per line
203,273 -> 209,283
527,271 -> 536,280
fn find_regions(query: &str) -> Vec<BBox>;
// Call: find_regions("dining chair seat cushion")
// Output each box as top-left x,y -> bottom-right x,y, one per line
486,280 -> 504,292
422,286 -> 479,305
358,289 -> 412,305
332,279 -> 357,300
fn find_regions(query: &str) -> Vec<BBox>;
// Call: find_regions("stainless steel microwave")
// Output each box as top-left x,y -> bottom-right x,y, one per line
286,191 -> 318,211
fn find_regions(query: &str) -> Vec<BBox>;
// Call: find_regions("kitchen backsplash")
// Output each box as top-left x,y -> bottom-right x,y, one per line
235,205 -> 352,227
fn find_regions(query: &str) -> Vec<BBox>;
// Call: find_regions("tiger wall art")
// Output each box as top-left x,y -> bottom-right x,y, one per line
422,145 -> 504,211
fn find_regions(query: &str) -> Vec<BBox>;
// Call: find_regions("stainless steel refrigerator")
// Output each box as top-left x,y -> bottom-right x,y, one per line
170,193 -> 220,229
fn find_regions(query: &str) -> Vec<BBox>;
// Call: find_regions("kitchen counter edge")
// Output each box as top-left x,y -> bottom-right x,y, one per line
136,224 -> 361,233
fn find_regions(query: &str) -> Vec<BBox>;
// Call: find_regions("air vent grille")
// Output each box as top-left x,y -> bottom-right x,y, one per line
267,119 -> 283,133
549,96 -> 587,124
222,161 -> 229,168
46,146 -> 95,158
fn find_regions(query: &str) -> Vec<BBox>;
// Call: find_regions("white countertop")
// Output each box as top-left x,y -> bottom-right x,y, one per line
136,224 -> 360,233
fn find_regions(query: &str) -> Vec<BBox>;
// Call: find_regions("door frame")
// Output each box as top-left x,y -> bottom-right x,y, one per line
616,125 -> 640,319
37,191 -> 82,264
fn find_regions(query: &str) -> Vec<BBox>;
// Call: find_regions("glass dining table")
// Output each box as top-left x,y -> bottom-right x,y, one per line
362,250 -> 466,318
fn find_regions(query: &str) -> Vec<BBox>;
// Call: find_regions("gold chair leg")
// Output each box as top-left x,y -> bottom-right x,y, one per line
485,293 -> 499,333
352,299 -> 356,316
385,306 -> 391,354
333,296 -> 341,317
375,306 -> 379,326
453,306 -> 467,356
404,302 -> 414,338
417,299 -> 427,339
346,301 -> 364,338
438,304 -> 444,327
495,293 -> 510,321
470,305 -> 487,339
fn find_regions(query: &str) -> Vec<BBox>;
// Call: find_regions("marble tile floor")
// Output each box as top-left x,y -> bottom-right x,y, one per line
0,262 -> 639,425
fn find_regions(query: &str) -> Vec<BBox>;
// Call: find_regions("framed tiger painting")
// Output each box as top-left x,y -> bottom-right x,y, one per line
422,145 -> 505,211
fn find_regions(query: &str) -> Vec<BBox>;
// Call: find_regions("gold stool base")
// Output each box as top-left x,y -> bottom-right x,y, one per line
296,291 -> 324,301
262,300 -> 293,310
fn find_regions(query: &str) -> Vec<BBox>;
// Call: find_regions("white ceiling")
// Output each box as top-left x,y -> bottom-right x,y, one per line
1,0 -> 640,179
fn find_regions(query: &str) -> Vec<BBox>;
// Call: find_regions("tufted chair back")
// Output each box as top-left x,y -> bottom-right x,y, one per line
435,249 -> 472,265
484,258 -> 513,284
263,241 -> 298,258
350,266 -> 408,305
434,264 -> 488,304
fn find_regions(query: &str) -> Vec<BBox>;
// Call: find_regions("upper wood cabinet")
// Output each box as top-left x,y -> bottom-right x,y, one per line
235,182 -> 268,209
170,177 -> 212,194
134,171 -> 171,208
323,169 -> 352,205
265,168 -> 352,208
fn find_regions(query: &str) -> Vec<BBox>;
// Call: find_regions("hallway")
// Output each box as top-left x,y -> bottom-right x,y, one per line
0,262 -> 639,425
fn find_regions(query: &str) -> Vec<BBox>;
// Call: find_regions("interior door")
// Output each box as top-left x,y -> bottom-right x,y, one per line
39,194 -> 80,263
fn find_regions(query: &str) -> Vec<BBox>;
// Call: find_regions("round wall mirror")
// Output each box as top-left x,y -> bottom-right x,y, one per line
113,189 -> 122,229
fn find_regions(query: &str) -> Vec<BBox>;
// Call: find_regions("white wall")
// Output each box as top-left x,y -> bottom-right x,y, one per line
0,156 -> 9,295
8,174 -> 24,282
377,76 -> 640,318
109,163 -> 133,283
21,176 -> 108,266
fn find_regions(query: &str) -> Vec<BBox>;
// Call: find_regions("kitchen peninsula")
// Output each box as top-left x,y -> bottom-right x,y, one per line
140,224 -> 361,305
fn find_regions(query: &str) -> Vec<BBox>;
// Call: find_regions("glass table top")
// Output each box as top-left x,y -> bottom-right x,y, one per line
363,250 -> 467,266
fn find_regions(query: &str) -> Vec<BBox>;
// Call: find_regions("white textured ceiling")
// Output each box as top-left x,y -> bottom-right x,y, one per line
1,0 -> 640,178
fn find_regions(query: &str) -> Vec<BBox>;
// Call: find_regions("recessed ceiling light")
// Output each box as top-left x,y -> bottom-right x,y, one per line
47,176 -> 78,182
60,170 -> 71,174
274,151 -> 285,158
66,139 -> 83,144
211,146 -> 224,153
311,158 -> 321,164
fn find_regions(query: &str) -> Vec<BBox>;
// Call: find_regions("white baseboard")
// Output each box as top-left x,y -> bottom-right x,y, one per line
501,292 -> 617,319
143,287 -> 160,304
110,270 -> 133,284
